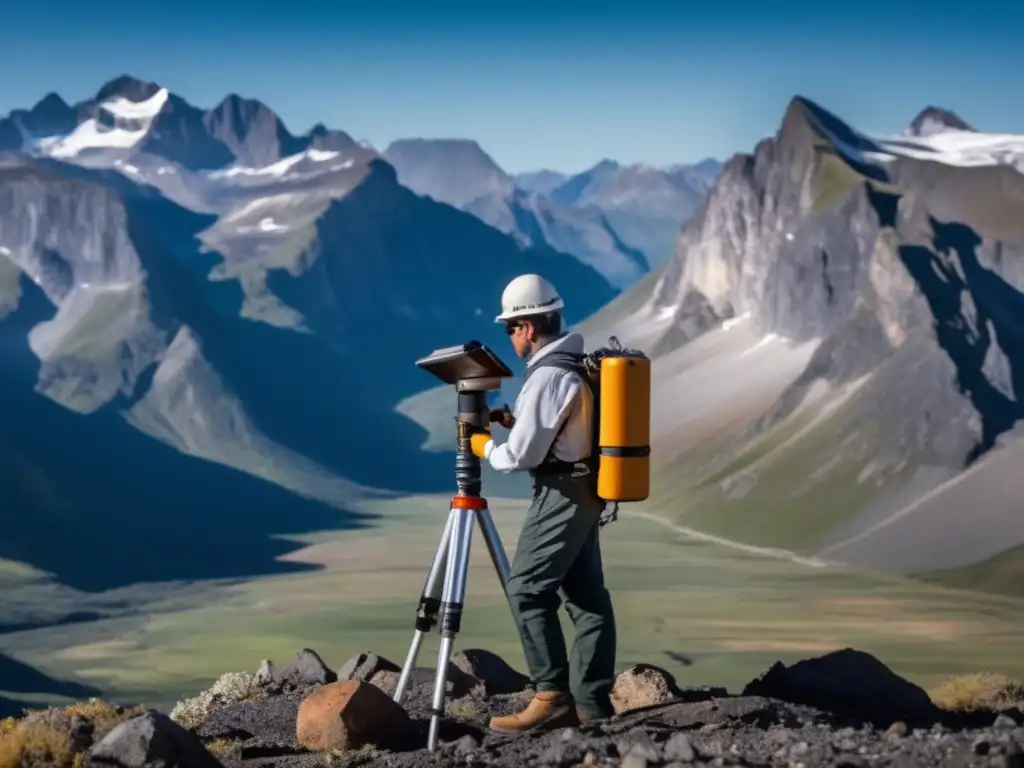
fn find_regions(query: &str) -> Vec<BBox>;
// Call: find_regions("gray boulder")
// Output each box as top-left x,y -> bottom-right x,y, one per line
88,711 -> 224,768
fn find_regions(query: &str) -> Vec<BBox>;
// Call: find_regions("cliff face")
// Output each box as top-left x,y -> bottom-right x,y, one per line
651,100 -> 885,345
596,96 -> 1024,577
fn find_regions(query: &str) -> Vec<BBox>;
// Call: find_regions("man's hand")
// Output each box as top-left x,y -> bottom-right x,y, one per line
489,404 -> 515,430
469,428 -> 492,459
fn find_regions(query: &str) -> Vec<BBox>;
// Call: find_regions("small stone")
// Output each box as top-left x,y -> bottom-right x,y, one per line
452,734 -> 480,754
544,740 -> 584,765
278,648 -> 337,688
615,733 -> 660,762
976,738 -> 993,756
995,715 -> 1018,729
336,651 -> 400,683
295,680 -> 410,752
254,659 -> 276,686
623,738 -> 661,764
583,752 -> 599,766
664,732 -> 696,762
619,753 -> 648,768
886,721 -> 908,738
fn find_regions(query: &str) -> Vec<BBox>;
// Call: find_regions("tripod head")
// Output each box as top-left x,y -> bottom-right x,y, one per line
416,341 -> 514,496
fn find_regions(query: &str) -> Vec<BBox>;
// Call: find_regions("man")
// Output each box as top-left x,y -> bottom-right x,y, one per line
467,273 -> 617,733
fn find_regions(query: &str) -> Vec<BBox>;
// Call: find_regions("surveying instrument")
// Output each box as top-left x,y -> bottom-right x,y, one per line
392,340 -> 516,751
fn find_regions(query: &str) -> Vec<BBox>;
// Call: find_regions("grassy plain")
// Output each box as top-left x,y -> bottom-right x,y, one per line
2,493 -> 1023,714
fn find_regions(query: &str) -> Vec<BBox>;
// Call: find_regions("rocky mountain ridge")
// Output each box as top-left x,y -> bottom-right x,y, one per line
0,75 -> 363,173
383,139 -> 721,287
3,646 -> 1021,768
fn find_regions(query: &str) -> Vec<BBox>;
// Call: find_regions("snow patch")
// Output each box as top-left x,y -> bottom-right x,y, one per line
257,217 -> 285,232
811,103 -> 1024,176
208,149 -> 353,180
114,160 -> 141,175
46,88 -> 169,159
222,193 -> 300,223
103,88 -> 171,121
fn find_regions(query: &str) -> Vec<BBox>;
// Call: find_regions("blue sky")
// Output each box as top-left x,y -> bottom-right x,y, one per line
1,0 -> 1022,173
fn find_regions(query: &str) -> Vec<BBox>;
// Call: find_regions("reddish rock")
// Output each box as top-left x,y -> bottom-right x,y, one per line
295,680 -> 410,752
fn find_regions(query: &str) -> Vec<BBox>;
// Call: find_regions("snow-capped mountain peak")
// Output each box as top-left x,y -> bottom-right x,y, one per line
904,106 -> 974,137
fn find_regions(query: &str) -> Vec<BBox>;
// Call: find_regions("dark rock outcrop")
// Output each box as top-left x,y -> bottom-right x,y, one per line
275,649 -> 337,690
742,647 -> 943,728
450,649 -> 530,696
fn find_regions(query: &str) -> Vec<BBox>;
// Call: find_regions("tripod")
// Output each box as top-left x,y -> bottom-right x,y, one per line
392,380 -> 513,751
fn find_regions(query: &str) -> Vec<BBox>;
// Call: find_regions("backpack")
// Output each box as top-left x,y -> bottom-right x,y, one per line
521,337 -> 633,526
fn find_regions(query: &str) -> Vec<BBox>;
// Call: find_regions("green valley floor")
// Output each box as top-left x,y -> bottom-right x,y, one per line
2,494 -> 1023,714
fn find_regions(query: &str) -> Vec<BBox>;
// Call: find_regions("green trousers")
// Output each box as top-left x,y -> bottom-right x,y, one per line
505,470 -> 617,719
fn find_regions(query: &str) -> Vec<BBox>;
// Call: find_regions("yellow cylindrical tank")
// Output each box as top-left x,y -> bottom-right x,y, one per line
597,352 -> 651,502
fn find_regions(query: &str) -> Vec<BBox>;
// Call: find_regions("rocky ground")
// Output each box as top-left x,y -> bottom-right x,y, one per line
2,647 -> 1023,768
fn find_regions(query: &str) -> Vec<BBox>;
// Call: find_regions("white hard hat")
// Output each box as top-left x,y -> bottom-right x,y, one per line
494,274 -> 565,323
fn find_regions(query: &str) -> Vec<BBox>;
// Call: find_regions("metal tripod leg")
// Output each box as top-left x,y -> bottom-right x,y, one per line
427,505 -> 476,750
394,496 -> 511,752
393,508 -> 454,704
476,506 -> 511,589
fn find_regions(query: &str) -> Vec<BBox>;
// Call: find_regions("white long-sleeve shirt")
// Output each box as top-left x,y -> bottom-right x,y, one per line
484,332 -> 593,473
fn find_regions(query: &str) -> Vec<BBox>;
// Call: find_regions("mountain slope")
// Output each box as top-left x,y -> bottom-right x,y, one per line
382,139 -> 720,288
582,97 -> 1024,593
549,157 -> 723,270
0,77 -> 616,596
512,169 -> 568,195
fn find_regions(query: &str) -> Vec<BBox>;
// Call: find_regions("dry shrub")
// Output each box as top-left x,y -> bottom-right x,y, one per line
169,671 -> 261,730
0,699 -> 142,768
929,672 -> 1024,712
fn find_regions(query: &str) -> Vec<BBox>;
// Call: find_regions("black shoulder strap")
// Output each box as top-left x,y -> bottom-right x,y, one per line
523,351 -> 587,383
524,351 -> 599,470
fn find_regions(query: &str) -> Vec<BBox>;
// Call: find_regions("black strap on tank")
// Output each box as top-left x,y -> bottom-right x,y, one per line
522,351 -> 598,477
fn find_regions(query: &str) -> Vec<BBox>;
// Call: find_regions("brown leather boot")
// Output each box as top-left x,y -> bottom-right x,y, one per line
489,691 -> 580,733
576,707 -> 613,724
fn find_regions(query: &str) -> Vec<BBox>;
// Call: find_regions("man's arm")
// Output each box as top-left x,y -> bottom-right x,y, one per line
484,369 -> 579,472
